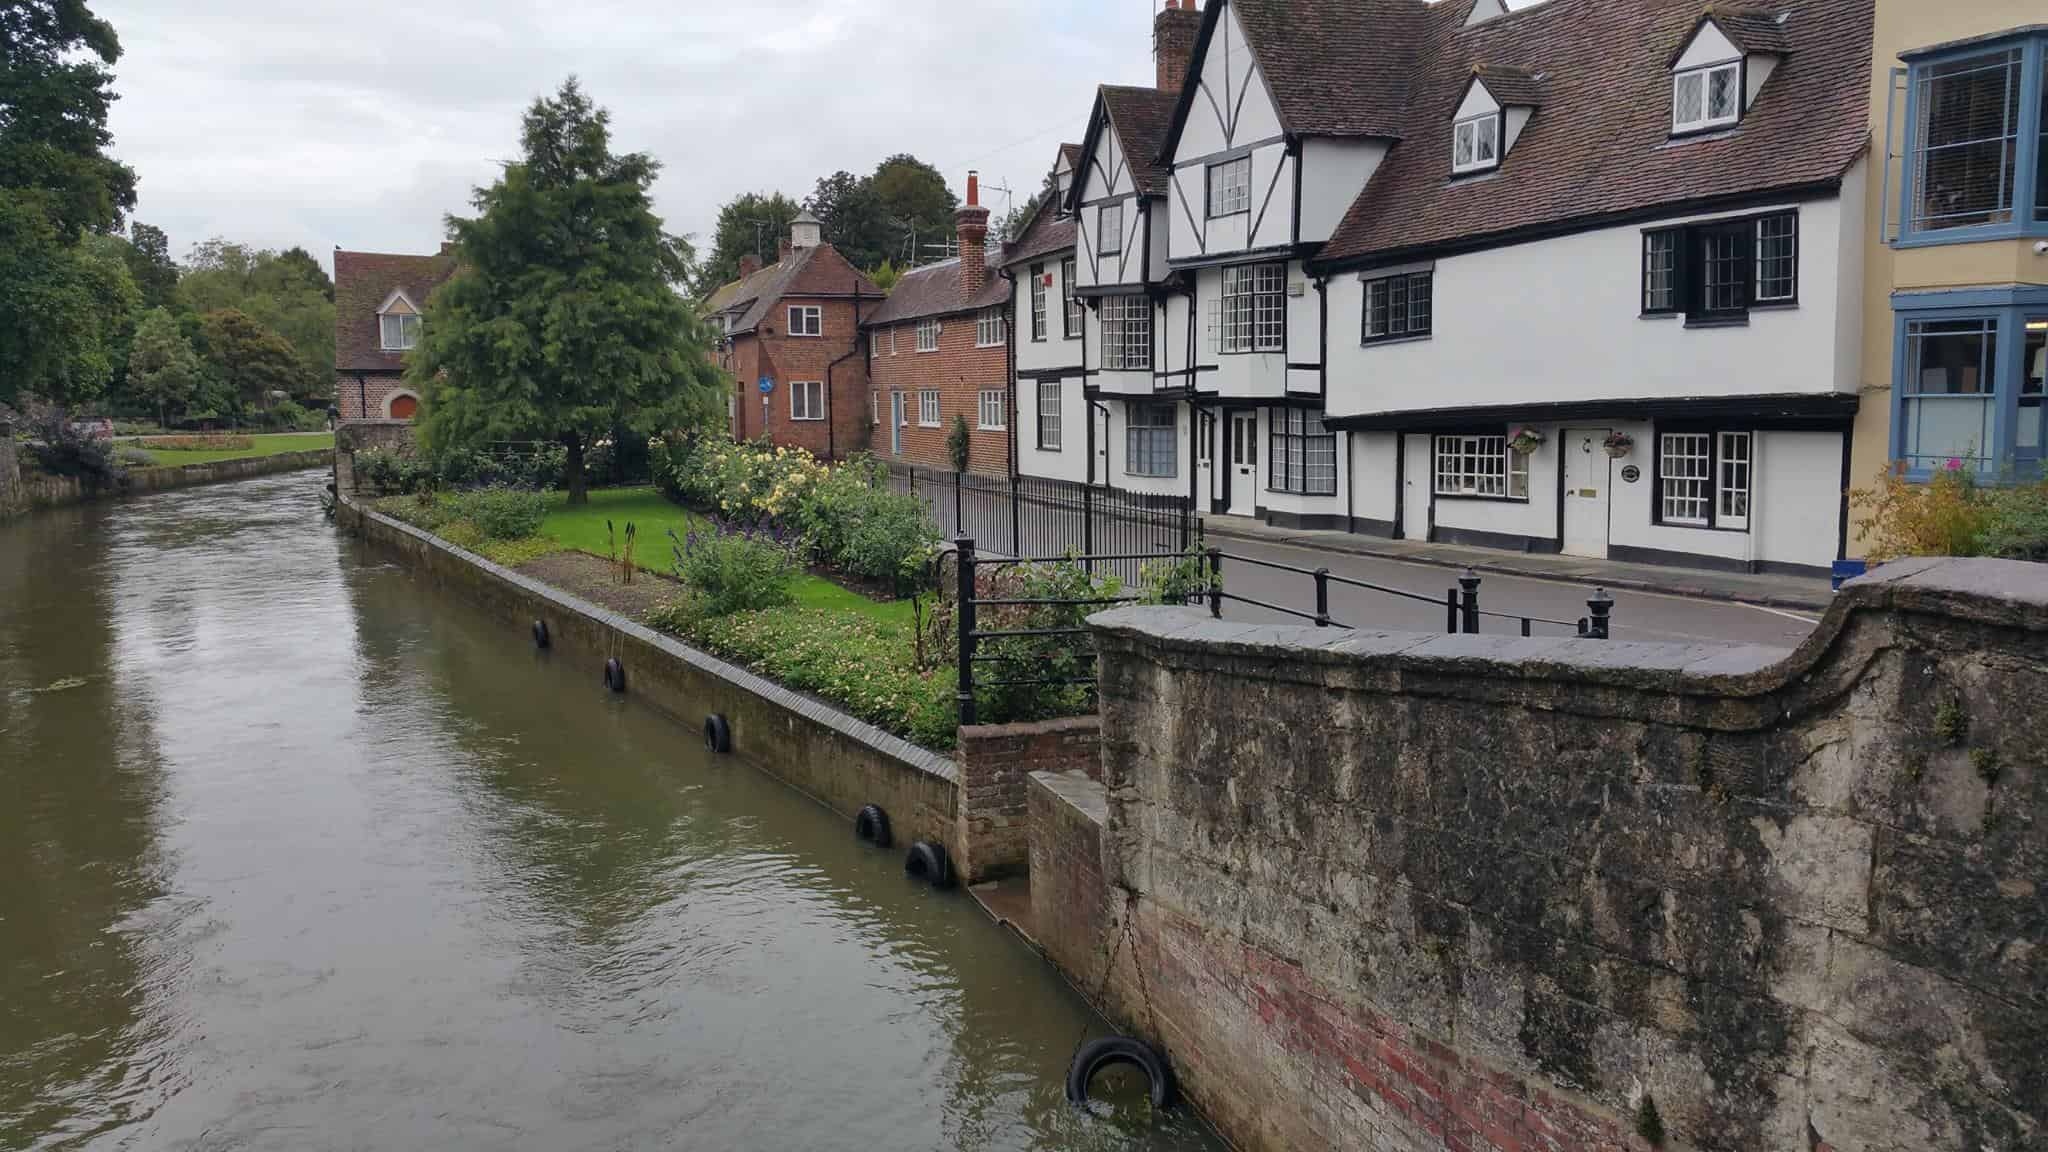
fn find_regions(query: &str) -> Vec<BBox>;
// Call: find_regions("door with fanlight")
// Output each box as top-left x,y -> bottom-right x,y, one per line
1228,412 -> 1258,516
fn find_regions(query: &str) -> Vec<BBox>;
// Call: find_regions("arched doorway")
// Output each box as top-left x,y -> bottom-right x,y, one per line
387,393 -> 419,420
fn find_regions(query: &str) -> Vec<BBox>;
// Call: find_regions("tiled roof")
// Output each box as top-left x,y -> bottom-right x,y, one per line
1317,0 -> 1872,268
704,244 -> 883,334
334,248 -> 456,373
861,253 -> 1011,327
1058,143 -> 1081,173
1002,211 -> 1078,269
1100,85 -> 1179,197
1469,63 -> 1547,106
1223,0 -> 1432,139
1700,5 -> 1795,56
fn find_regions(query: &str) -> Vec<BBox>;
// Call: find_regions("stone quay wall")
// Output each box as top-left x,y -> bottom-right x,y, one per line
954,717 -> 1099,884
1,445 -> 333,520
0,419 -> 20,517
1077,557 -> 2044,1152
339,496 -> 962,856
334,420 -> 416,495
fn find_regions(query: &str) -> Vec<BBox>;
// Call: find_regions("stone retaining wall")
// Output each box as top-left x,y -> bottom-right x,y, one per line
0,419 -> 20,517
1,447 -> 333,519
339,497 -> 962,856
1082,557 -> 2045,1152
954,717 -> 1099,884
335,420 -> 415,495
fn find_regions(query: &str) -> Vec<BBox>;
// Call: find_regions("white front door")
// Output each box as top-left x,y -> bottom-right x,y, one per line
1228,412 -> 1259,516
1402,433 -> 1431,541
1562,428 -> 1612,558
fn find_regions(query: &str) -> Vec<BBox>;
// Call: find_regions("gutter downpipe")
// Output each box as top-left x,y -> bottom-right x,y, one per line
998,267 -> 1019,481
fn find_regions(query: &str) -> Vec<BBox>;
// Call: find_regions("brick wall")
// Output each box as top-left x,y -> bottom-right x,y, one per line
954,716 -> 1098,883
1084,559 -> 2048,1152
1027,770 -> 1109,989
728,296 -> 871,461
335,372 -> 416,421
866,315 -> 1010,475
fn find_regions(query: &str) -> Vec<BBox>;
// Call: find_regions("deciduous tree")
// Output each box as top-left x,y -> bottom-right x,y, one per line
121,221 -> 178,309
126,306 -> 200,427
411,78 -> 721,505
198,307 -> 308,420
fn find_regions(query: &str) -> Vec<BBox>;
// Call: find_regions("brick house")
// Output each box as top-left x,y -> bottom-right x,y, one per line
333,245 -> 456,421
702,213 -> 880,460
861,173 -> 1013,475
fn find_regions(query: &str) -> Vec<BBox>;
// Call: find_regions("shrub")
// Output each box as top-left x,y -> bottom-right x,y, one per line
431,442 -> 565,491
450,486 -> 547,540
354,446 -> 431,494
946,414 -> 971,472
673,521 -> 799,616
138,435 -> 254,451
972,558 -> 1122,724
113,445 -> 157,469
1139,546 -> 1219,606
24,405 -> 120,483
1851,463 -> 1992,561
1980,482 -> 2048,561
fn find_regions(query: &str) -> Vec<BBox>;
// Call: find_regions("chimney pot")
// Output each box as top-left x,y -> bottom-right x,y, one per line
967,170 -> 980,207
1154,0 -> 1202,96
954,169 -> 992,303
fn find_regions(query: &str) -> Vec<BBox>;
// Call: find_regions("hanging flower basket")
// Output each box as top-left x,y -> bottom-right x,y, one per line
1603,431 -> 1635,459
1507,427 -> 1545,456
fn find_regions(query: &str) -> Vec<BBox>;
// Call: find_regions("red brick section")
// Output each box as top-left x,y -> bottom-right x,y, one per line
1025,771 -> 1109,991
866,315 -> 1009,474
1153,0 -> 1202,95
726,293 -> 873,460
954,716 -> 1098,883
334,372 -> 415,422
332,247 -> 455,420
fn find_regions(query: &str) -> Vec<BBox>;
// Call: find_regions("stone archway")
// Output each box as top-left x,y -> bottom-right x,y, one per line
385,391 -> 420,421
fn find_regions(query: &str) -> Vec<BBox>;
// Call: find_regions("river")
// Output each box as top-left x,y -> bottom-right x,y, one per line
0,472 -> 1222,1151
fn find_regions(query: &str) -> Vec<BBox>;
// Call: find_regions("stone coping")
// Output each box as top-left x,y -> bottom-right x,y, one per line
348,497 -> 958,785
1091,556 -> 2048,702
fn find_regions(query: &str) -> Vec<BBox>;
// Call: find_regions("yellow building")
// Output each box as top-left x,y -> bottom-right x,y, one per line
1851,1 -> 2048,555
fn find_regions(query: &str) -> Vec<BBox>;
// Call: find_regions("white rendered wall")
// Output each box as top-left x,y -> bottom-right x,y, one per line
1016,374 -> 1091,485
1299,139 -> 1387,244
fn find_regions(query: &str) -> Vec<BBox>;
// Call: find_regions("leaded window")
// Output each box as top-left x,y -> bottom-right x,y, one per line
1207,157 -> 1251,217
1362,271 -> 1432,343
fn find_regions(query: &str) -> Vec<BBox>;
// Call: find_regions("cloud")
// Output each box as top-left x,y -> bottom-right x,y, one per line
98,0 -> 1157,271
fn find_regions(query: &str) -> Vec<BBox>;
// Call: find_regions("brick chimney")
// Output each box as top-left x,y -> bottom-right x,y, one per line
1155,0 -> 1202,95
739,253 -> 761,278
957,170 -> 990,301
777,237 -> 793,261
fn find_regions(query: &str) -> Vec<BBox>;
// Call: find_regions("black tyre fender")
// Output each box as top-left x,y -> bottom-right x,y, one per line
904,840 -> 953,888
533,619 -> 550,649
1065,1036 -> 1177,1112
703,713 -> 731,754
854,804 -> 892,848
603,657 -> 625,693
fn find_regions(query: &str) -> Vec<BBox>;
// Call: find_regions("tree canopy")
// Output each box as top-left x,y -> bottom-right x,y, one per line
125,306 -> 201,427
693,190 -> 799,297
411,78 -> 722,504
179,238 -> 336,385
197,308 -> 310,409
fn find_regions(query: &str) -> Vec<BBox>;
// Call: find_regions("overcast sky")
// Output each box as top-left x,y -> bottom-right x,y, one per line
97,0 -> 1167,272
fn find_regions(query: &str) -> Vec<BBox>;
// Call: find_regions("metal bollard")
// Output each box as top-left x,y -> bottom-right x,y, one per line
1313,568 -> 1331,628
1580,587 -> 1614,639
1458,568 -> 1481,634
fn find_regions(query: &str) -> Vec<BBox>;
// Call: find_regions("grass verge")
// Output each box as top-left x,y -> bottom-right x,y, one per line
141,431 -> 334,466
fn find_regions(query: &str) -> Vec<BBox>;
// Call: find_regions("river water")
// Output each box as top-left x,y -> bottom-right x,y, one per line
0,473 -> 1221,1152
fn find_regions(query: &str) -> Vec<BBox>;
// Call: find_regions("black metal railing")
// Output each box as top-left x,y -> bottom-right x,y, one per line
888,464 -> 1191,584
1200,549 -> 1613,640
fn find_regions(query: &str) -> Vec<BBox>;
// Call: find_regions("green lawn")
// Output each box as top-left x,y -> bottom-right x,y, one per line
140,431 -> 335,466
540,487 -> 915,625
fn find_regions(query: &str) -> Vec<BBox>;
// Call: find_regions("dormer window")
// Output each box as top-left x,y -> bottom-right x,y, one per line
377,290 -> 422,351
1673,61 -> 1741,134
1453,112 -> 1501,174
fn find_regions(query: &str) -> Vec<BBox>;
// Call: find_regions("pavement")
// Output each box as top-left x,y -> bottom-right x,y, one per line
1198,514 -> 1837,612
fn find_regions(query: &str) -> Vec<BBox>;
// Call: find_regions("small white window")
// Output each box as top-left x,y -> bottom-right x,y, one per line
380,313 -> 421,351
869,389 -> 879,426
1717,431 -> 1751,529
918,389 -> 941,426
789,380 -> 824,421
1672,62 -> 1740,134
1099,203 -> 1123,255
1207,156 -> 1251,217
1452,113 -> 1500,174
889,327 -> 898,355
1659,433 -> 1712,524
1433,434 -> 1527,499
1061,256 -> 1081,338
1037,380 -> 1063,450
787,305 -> 822,336
976,307 -> 1006,347
916,317 -> 940,352
978,389 -> 1006,430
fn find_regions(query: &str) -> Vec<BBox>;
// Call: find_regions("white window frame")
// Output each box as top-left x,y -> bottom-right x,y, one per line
1100,294 -> 1152,371
1268,409 -> 1338,496
1219,263 -> 1287,354
1672,61 -> 1741,134
1717,431 -> 1752,529
917,389 -> 941,427
1432,434 -> 1527,499
1125,402 -> 1177,478
869,389 -> 879,426
1098,202 -> 1123,255
889,327 -> 898,355
978,389 -> 1006,430
916,317 -> 940,353
1030,263 -> 1048,341
1755,212 -> 1798,303
1037,380 -> 1063,451
1061,256 -> 1081,339
976,307 -> 1006,348
1658,432 -> 1713,525
789,379 -> 824,421
1452,112 -> 1501,174
380,312 -> 421,351
1206,156 -> 1251,217
787,305 -> 822,337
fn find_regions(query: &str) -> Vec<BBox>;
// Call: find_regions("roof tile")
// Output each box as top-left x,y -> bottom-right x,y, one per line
334,248 -> 456,374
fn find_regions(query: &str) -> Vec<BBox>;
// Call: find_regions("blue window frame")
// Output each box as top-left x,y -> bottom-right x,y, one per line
1894,30 -> 2048,246
1891,287 -> 2048,478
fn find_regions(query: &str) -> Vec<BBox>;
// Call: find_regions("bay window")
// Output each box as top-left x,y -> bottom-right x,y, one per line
1897,30 -> 2048,241
1220,263 -> 1285,353
1101,294 -> 1151,370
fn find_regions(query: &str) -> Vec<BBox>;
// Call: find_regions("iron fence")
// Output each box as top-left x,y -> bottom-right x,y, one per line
1199,550 -> 1614,640
887,464 -> 1191,585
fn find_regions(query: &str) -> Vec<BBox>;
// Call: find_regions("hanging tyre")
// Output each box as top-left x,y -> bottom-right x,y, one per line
1065,1036 -> 1177,1112
854,804 -> 892,848
533,619 -> 550,649
904,840 -> 953,888
603,657 -> 625,693
703,713 -> 731,754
